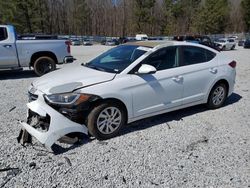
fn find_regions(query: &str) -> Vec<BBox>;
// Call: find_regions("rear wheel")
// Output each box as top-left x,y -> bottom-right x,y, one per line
33,56 -> 56,76
207,83 -> 228,109
87,102 -> 126,140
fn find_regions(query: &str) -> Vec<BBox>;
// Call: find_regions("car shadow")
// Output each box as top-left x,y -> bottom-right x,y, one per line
51,93 -> 241,155
51,135 -> 93,155
0,70 -> 37,80
224,92 -> 242,106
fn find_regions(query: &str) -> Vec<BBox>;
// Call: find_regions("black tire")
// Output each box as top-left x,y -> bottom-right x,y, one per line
231,45 -> 235,50
207,83 -> 228,109
86,101 -> 126,140
33,56 -> 56,76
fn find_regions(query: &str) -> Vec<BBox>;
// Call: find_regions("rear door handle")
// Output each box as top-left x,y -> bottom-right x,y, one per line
172,76 -> 183,82
3,44 -> 12,48
209,68 -> 217,74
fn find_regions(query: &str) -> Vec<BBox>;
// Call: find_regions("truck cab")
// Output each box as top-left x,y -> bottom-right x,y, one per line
0,25 -> 20,69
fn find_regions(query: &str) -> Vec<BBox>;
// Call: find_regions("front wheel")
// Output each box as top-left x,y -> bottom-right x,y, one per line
87,102 -> 126,140
33,56 -> 56,76
207,83 -> 228,109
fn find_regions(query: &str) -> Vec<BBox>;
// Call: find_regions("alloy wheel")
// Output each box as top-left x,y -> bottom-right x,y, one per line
97,107 -> 122,135
212,86 -> 225,105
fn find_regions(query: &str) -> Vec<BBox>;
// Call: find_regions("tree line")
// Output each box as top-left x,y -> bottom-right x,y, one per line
0,0 -> 250,36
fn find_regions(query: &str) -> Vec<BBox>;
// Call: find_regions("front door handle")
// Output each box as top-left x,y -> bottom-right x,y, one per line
3,44 -> 12,48
209,68 -> 217,74
172,76 -> 183,82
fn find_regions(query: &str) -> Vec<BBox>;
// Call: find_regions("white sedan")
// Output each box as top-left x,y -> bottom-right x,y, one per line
215,38 -> 236,50
18,41 -> 236,149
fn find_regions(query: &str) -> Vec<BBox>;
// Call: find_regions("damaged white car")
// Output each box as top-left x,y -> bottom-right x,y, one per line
18,41 -> 236,149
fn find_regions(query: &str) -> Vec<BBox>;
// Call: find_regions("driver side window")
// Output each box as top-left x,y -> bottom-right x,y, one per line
142,46 -> 179,71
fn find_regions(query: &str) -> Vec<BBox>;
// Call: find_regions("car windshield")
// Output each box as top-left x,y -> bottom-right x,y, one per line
84,45 -> 149,73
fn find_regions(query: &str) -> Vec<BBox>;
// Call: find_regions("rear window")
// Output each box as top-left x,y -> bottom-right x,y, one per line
182,46 -> 216,65
0,27 -> 8,41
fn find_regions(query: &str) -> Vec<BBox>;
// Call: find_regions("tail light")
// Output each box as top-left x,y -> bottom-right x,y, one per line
229,61 -> 236,68
65,41 -> 71,54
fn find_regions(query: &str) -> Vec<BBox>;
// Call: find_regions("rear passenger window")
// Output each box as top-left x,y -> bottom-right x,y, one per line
182,46 -> 216,65
0,27 -> 8,41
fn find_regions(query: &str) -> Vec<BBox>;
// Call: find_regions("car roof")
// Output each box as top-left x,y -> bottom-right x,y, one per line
123,40 -> 219,53
124,41 -> 174,48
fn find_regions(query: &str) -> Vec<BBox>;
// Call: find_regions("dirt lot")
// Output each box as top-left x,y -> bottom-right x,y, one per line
0,45 -> 249,188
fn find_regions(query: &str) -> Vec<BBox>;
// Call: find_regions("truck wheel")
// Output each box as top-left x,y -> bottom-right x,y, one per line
33,56 -> 56,76
86,102 -> 126,140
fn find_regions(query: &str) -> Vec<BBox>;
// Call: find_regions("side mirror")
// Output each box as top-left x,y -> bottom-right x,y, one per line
137,64 -> 157,74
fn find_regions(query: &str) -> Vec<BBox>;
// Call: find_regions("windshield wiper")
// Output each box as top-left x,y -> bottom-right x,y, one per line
82,63 -> 119,73
82,63 -> 106,72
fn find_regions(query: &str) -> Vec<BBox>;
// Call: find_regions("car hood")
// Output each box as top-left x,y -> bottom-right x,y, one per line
32,64 -> 116,94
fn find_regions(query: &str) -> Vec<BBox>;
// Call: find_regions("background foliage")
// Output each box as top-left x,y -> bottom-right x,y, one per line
0,0 -> 249,35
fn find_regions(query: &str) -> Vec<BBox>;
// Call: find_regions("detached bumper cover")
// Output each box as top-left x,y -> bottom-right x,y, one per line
19,96 -> 88,148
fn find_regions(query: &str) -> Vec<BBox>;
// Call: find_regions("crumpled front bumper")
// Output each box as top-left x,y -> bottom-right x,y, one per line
19,95 -> 88,149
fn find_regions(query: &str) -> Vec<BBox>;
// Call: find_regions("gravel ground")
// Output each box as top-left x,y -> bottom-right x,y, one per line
0,45 -> 249,188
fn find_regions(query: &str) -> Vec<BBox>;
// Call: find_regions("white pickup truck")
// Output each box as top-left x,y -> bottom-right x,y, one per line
0,25 -> 74,76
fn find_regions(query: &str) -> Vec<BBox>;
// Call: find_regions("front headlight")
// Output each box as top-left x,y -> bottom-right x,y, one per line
44,93 -> 92,105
